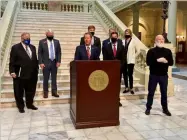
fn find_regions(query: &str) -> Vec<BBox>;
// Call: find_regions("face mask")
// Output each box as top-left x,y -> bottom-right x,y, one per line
90,32 -> 95,36
125,35 -> 131,39
111,38 -> 117,43
23,39 -> 30,45
47,36 -> 54,41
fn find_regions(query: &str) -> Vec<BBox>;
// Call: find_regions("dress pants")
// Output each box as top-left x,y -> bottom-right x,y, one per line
13,75 -> 37,109
122,63 -> 134,89
43,60 -> 57,93
146,74 -> 168,110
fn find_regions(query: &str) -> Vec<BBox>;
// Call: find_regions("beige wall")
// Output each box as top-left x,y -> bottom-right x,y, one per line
116,8 -> 186,47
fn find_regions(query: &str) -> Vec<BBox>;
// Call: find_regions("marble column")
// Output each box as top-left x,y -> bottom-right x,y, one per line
132,4 -> 140,37
0,0 -> 1,18
167,0 -> 178,71
167,0 -> 177,46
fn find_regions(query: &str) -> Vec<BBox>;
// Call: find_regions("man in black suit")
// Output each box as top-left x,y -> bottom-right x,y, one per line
80,25 -> 101,56
102,32 -> 124,107
102,28 -> 123,57
38,29 -> 61,98
75,32 -> 100,60
9,32 -> 38,113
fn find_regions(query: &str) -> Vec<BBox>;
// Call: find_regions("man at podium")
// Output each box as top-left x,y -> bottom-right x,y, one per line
74,32 -> 100,60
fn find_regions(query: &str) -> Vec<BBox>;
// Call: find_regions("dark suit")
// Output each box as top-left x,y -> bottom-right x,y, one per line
9,43 -> 38,109
74,45 -> 100,60
38,38 -> 61,93
102,39 -> 124,64
102,38 -> 123,59
80,36 -> 101,56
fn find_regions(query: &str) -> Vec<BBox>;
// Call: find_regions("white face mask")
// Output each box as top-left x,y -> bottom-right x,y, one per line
155,41 -> 164,48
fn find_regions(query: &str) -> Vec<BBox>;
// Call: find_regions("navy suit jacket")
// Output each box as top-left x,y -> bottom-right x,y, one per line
74,45 -> 100,60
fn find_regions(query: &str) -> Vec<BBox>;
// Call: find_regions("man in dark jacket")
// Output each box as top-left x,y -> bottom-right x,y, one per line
80,25 -> 101,56
145,35 -> 173,116
38,29 -> 61,98
9,32 -> 38,113
75,32 -> 99,60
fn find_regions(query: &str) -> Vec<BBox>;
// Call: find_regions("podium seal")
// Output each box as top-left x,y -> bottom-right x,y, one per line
88,70 -> 109,91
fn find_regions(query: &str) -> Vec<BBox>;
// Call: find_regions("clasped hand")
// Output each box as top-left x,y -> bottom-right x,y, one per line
157,57 -> 168,63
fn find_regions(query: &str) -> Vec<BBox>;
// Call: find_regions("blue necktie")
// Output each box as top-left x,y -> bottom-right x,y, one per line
50,41 -> 55,61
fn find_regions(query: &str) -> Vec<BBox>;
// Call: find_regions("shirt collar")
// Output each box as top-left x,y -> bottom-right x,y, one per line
85,44 -> 91,48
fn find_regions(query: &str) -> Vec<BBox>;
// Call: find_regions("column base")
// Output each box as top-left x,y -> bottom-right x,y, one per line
172,66 -> 180,72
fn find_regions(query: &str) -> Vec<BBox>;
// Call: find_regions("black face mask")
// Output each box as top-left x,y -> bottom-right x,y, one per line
125,35 -> 131,39
90,32 -> 95,36
47,36 -> 54,41
111,38 -> 117,43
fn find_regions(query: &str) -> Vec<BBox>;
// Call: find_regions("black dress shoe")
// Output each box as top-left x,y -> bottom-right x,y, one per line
163,110 -> 172,116
145,109 -> 150,115
123,88 -> 129,93
19,109 -> 25,113
43,91 -> 48,98
130,89 -> 134,95
119,102 -> 122,107
52,93 -> 59,98
27,105 -> 38,110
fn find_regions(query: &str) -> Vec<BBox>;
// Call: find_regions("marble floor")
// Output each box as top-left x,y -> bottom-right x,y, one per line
1,78 -> 187,140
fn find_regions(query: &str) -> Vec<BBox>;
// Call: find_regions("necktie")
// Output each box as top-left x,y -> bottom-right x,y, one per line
25,46 -> 31,59
50,41 -> 55,61
87,46 -> 91,59
113,44 -> 117,57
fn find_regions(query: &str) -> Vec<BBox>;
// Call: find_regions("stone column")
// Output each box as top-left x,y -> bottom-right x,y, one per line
132,4 -> 140,37
167,0 -> 178,71
0,0 -> 1,18
167,0 -> 177,46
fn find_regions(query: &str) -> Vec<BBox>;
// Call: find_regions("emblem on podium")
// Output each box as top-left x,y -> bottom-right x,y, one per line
88,70 -> 109,91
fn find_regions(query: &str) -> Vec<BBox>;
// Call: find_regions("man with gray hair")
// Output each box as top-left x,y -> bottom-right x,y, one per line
9,32 -> 38,113
38,29 -> 61,98
145,35 -> 173,116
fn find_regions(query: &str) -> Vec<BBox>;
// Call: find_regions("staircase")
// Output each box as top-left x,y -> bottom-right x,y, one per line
0,9 -> 148,108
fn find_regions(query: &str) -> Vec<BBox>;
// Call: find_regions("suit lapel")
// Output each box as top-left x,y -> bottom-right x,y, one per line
44,39 -> 49,57
90,45 -> 95,59
108,42 -> 114,57
116,40 -> 120,56
19,43 -> 32,60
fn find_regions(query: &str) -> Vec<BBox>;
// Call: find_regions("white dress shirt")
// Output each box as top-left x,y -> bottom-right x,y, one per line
21,42 -> 32,58
91,37 -> 94,45
47,39 -> 56,59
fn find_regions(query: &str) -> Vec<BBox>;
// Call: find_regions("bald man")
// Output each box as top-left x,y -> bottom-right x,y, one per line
38,29 -> 61,98
9,33 -> 38,113
145,35 -> 173,116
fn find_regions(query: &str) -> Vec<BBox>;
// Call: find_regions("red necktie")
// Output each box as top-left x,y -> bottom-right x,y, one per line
87,47 -> 90,59
113,44 -> 116,57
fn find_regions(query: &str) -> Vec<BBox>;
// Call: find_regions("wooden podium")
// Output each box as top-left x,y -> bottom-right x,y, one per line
70,60 -> 120,129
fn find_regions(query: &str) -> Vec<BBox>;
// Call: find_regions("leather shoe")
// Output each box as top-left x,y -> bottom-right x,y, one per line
145,109 -> 150,115
52,92 -> 59,98
163,110 -> 172,116
19,109 -> 25,113
43,91 -> 48,98
27,105 -> 38,110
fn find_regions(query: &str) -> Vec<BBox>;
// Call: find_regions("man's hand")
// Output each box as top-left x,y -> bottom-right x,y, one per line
40,64 -> 45,69
56,62 -> 60,67
11,73 -> 16,78
157,57 -> 168,63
